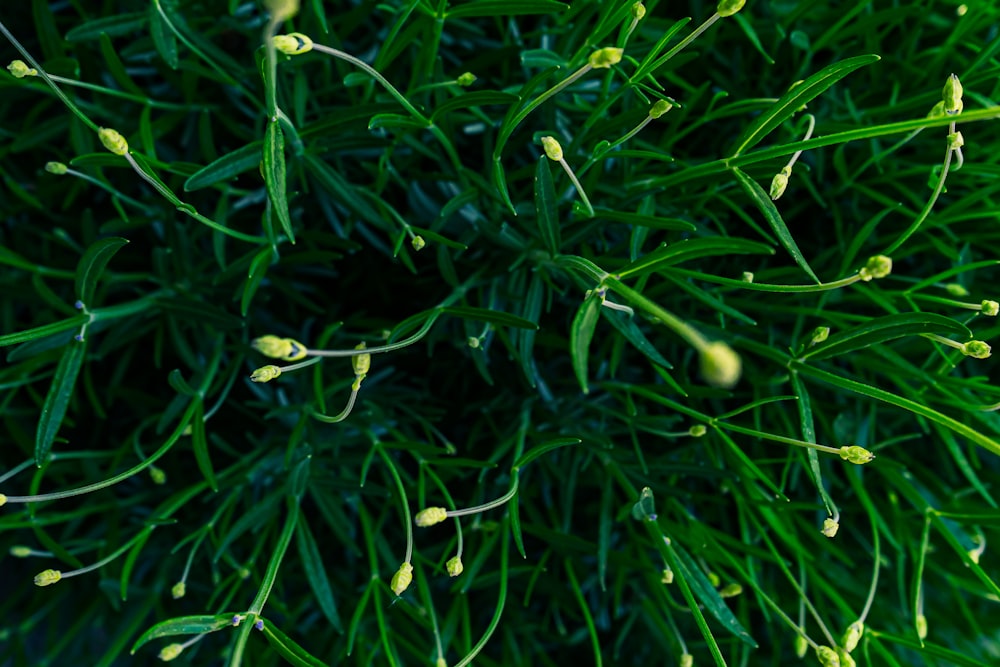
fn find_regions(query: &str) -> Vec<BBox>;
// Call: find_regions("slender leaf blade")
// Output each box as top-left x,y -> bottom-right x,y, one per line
75,237 -> 128,305
184,142 -> 262,191
296,514 -> 343,631
130,614 -> 234,654
802,312 -> 971,361
534,156 -> 560,254
259,619 -> 327,667
263,120 -> 294,242
441,306 -> 538,330
570,292 -> 602,394
36,339 -> 87,466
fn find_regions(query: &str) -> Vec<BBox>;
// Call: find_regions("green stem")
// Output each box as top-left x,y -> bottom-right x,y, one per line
882,139 -> 954,255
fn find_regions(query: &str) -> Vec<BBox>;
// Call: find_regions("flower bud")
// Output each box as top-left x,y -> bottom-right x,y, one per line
587,47 -> 623,69
10,546 -> 32,558
98,127 -> 129,156
688,424 -> 707,437
839,446 -> 874,465
821,518 -> 839,538
390,562 -> 413,595
252,335 -> 307,361
699,341 -> 742,388
741,271 -> 754,283
446,556 -> 464,577
948,131 -> 964,150
942,73 -> 963,115
467,337 -> 481,349
858,255 -> 892,281
250,365 -> 282,383
841,621 -> 863,653
415,506 -> 448,527
927,101 -> 947,118
680,654 -> 693,667
837,648 -> 856,667
171,581 -> 186,599
7,60 -> 37,78
411,235 -> 426,251
649,99 -> 673,119
716,0 -> 746,17
980,300 -> 999,316
810,326 -> 830,346
631,2 -> 646,20
352,342 -> 371,377
945,283 -> 969,296
719,583 -> 742,598
149,465 -> 167,485
456,72 -> 476,87
794,634 -> 809,659
541,136 -> 563,161
34,569 -> 62,587
961,340 -> 991,359
916,613 -> 927,640
816,645 -> 840,667
770,166 -> 792,201
273,32 -> 313,55
0,494 -> 6,506
661,568 -> 674,584
45,162 -> 68,175
255,619 -> 264,631
158,643 -> 184,662
707,571 -> 720,587
436,659 -> 447,667
264,0 -> 300,21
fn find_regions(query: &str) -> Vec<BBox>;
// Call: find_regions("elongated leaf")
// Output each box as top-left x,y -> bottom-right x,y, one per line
618,235 -> 774,280
259,619 -> 327,667
296,515 -> 343,632
130,614 -> 234,654
593,208 -> 696,231
446,0 -> 568,18
802,312 -> 972,361
732,167 -> 819,282
534,156 -> 560,253
242,246 -> 273,317
149,5 -> 178,68
65,12 -> 147,41
36,340 -> 87,466
731,54 -> 880,155
75,237 -> 128,305
431,91 -> 519,121
601,308 -> 672,369
441,306 -> 538,330
184,142 -> 262,191
368,113 -> 427,131
263,120 -> 294,242
0,316 -> 89,347
190,400 -> 218,492
570,292 -> 602,394
513,437 -> 582,470
167,369 -> 197,396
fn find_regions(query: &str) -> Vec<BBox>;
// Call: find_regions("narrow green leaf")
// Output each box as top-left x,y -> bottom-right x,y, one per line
263,120 -> 294,242
368,113 -> 428,131
98,34 -> 144,95
732,167 -> 819,282
632,18 -> 693,81
0,316 -> 89,348
593,208 -> 696,231
513,437 -> 582,470
618,235 -> 774,280
510,495 -> 527,559
242,246 -> 273,317
802,312 -> 972,361
65,12 -> 147,41
259,619 -> 328,667
190,400 -> 218,492
601,309 -> 673,369
731,54 -> 880,155
295,513 -> 343,630
130,614 -> 234,654
167,369 -> 197,396
446,0 -> 568,18
36,340 -> 87,466
149,5 -> 178,68
534,156 -> 560,254
75,237 -> 128,305
184,142 -> 262,191
441,306 -> 539,330
570,292 -> 602,394
129,153 -> 184,207
431,91 -> 519,122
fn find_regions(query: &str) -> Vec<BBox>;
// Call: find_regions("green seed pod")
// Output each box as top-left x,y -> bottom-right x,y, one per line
839,446 -> 874,465
821,518 -> 839,538
10,546 -> 32,558
942,73 -> 963,115
273,32 -> 313,55
649,99 -> 673,119
770,166 -> 792,201
415,506 -> 448,527
456,72 -> 477,87
699,341 -> 742,388
98,127 -> 129,156
631,2 -> 646,20
446,556 -> 464,577
411,235 -> 426,251
7,60 -> 37,78
587,47 -> 624,69
390,562 -> 413,596
45,162 -> 68,175
841,621 -> 864,653
352,342 -> 371,377
794,634 -> 809,659
716,0 -> 746,17
34,569 -> 62,587
961,340 -> 991,359
158,643 -> 184,661
815,645 -> 840,667
171,581 -> 186,599
858,255 -> 892,281
250,365 -> 282,383
980,300 -> 999,316
541,136 -> 563,161
688,424 -> 707,437
916,614 -> 928,640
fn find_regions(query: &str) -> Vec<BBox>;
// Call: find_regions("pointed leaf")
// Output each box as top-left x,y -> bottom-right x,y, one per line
75,237 -> 128,305
263,120 -> 294,242
296,515 -> 343,632
570,292 -> 602,394
618,235 -> 774,280
534,156 -> 560,253
259,619 -> 328,667
36,339 -> 86,466
801,312 -> 971,361
131,614 -> 234,654
184,142 -> 262,191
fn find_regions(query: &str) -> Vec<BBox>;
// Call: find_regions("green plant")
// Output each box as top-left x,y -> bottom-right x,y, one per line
3,0 -> 1000,665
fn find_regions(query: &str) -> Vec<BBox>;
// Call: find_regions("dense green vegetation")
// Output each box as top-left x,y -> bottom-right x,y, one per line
2,0 -> 1000,665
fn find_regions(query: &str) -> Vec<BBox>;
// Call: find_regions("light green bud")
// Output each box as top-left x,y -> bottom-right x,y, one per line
0,494 -> 6,506
467,337 -> 481,349
948,131 -> 964,150
770,166 -> 791,201
631,2 -> 646,20
661,568 -> 674,584
10,546 -> 32,558
415,506 -> 448,527
716,0 -> 746,17
837,648 -> 856,667
699,341 -> 742,388
45,162 -> 68,175
149,466 -> 167,485
446,556 -> 464,577
810,326 -> 830,346
980,300 -> 999,316
841,621 -> 863,653
390,562 -> 413,595
649,99 -> 673,119
794,634 -> 809,658
541,136 -> 563,161
816,645 -> 840,667
264,0 -> 300,21
858,255 -> 892,281
944,282 -> 969,296
273,32 -> 313,55
719,583 -> 742,598
688,424 -> 707,437
741,271 -> 754,283
171,581 -> 186,599
352,342 -> 371,377
839,446 -> 874,465
34,569 -> 62,587
250,365 -> 282,383
942,73 -> 963,115
252,335 -> 307,361
707,571 -> 720,587
411,235 -> 426,251
158,643 -> 184,661
587,47 -> 623,69
821,518 -> 839,538
961,340 -> 991,359
927,101 -> 947,118
98,127 -> 129,156
916,614 -> 928,640
7,60 -> 37,78
456,72 -> 476,87
680,654 -> 693,667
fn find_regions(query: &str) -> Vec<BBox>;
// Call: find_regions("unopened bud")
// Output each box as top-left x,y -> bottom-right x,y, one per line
916,614 -> 927,640
688,424 -> 707,437
587,47 -> 623,69
436,659 -> 447,667
981,300 -> 999,316
794,634 -> 809,658
707,571 -> 720,587
171,581 -> 186,599
839,446 -> 874,465
948,131 -> 964,150
649,99 -> 673,119
390,562 -> 413,595
415,507 -> 448,527
841,621 -> 864,653
810,326 -> 830,346
411,235 -> 426,251
821,518 -> 839,538
34,569 -> 62,587
661,568 -> 674,584
352,342 -> 371,377
631,2 -> 646,20
252,335 -> 307,361
770,165 -> 791,201
158,643 -> 184,662
0,494 -> 6,506
699,341 -> 742,388
719,583 -> 742,598
456,72 -> 476,87
945,283 -> 969,296
446,556 -> 464,577
98,127 -> 129,156
680,654 -> 693,667
149,465 -> 167,485
927,101 -> 947,118
858,255 -> 892,281
250,365 -> 282,383
7,60 -> 37,78
45,162 -> 68,175
741,271 -> 754,283
10,546 -> 32,558
942,73 -> 963,115
716,0 -> 746,17
961,340 -> 991,359
273,32 -> 313,55
816,645 -> 840,667
541,136 -> 563,161
467,337 -> 480,349
837,648 -> 856,667
264,0 -> 300,21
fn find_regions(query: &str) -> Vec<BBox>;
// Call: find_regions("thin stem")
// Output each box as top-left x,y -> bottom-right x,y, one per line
64,168 -> 151,211
309,386 -> 360,423
883,139 -> 955,255
60,531 -> 147,579
785,114 -> 816,169
922,333 -> 965,351
715,422 -> 843,456
446,476 -> 519,518
42,74 -> 203,111
376,446 -> 414,564
557,159 -> 594,217
305,313 -> 440,358
601,276 -> 711,352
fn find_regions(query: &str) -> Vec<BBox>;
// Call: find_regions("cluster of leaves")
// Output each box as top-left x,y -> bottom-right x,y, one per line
2,0 -> 1000,665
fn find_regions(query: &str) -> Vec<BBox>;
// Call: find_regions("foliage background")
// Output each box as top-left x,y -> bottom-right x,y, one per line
2,0 -> 1000,665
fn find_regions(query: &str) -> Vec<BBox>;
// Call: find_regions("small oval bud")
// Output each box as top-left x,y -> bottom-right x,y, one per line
649,99 -> 673,119
446,556 -> 464,577
770,166 -> 791,201
858,255 -> 892,281
821,518 -> 839,538
968,548 -> 981,564
411,235 -> 426,251
631,2 -> 646,20
810,326 -> 831,346
980,300 -> 999,316
916,613 -> 928,640
264,0 -> 300,21
250,365 -> 282,383
680,654 -> 693,667
10,545 -> 32,558
719,583 -> 742,598
467,337 -> 481,349
741,271 -> 754,283
273,32 -> 313,55
944,282 -> 969,297
839,446 -> 874,465
7,60 -> 37,78
961,340 -> 991,359
98,127 -> 129,156
794,634 -> 809,659
34,569 -> 62,587
415,506 -> 448,527
456,72 -> 477,87
707,571 -> 720,587
390,562 -> 413,595
948,131 -> 964,150
158,643 -> 184,662
716,0 -> 746,17
149,465 -> 167,485
816,645 -> 840,667
252,335 -> 307,361
587,47 -> 623,69
927,101 -> 947,118
0,494 -> 7,506
541,136 -> 563,161
837,648 -> 856,667
699,341 -> 742,388
45,162 -> 68,175
841,621 -> 863,653
352,342 -> 371,377
688,424 -> 707,437
661,568 -> 674,584
942,73 -> 963,115
436,659 -> 447,667
171,581 -> 186,599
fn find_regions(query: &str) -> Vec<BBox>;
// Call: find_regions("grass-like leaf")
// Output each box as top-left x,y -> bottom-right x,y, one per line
35,339 -> 86,466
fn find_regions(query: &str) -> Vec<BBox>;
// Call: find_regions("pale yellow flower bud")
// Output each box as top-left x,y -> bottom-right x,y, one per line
273,32 -> 313,55
719,583 -> 742,598
821,518 -> 839,538
264,0 -> 299,21
7,60 -> 37,78
352,342 -> 371,377
415,506 -> 448,527
250,365 -> 282,383
811,326 -> 830,346
149,466 -> 167,485
588,47 -> 623,69
0,494 -> 7,506
794,634 -> 809,658
649,100 -> 673,119
158,643 -> 184,662
680,653 -> 693,667
631,2 -> 646,20
171,581 -> 186,599
390,562 -> 413,595
661,568 -> 674,584
837,648 -> 856,667
948,131 -> 964,150
980,300 -> 999,316
942,73 -> 963,115
961,340 -> 991,359
839,446 -> 874,465
770,165 -> 791,201
252,335 -> 307,361
741,271 -> 754,283
688,424 -> 707,437
717,0 -> 746,17
816,645 -> 840,667
98,127 -> 129,156
411,235 -> 426,251
34,569 -> 62,587
436,659 -> 447,667
446,556 -> 464,577
945,283 -> 969,297
916,614 -> 928,640
841,621 -> 863,653
45,162 -> 68,175
707,571 -> 720,587
10,546 -> 32,558
858,255 -> 892,281
456,72 -> 476,87
699,341 -> 741,388
541,136 -> 563,162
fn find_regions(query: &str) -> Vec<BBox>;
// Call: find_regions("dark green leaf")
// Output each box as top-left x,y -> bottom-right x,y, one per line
242,246 -> 273,317
431,91 -> 519,122
534,156 -> 560,253
75,237 -> 128,305
65,12 -> 147,41
149,5 -> 178,68
446,0 -> 568,18
191,400 -> 218,492
592,209 -> 696,231
441,306 -> 539,330
802,312 -> 972,361
131,614 -> 234,654
263,120 -> 293,242
36,339 -> 87,466
618,235 -> 774,280
570,292 -> 602,394
184,142 -> 262,191
259,619 -> 328,667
